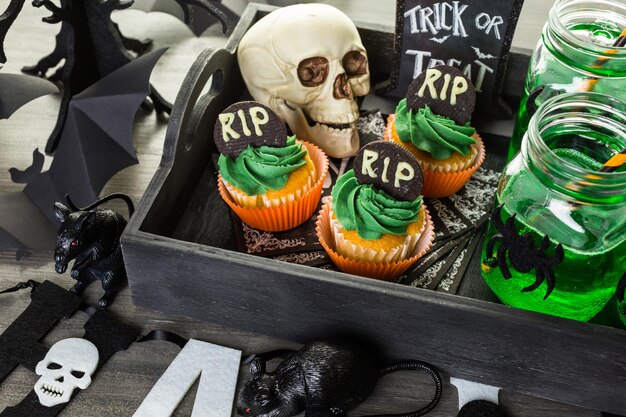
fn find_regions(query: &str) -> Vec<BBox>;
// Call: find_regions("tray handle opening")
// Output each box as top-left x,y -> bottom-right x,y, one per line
139,47 -> 244,237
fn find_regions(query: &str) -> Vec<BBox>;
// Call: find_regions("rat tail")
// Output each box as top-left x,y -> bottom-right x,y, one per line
66,193 -> 135,217
362,361 -> 442,417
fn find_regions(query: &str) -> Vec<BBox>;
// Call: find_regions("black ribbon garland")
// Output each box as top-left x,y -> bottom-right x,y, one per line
0,280 -> 187,417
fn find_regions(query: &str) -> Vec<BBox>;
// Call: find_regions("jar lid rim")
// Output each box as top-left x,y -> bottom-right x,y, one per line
551,0 -> 626,57
527,92 -> 626,196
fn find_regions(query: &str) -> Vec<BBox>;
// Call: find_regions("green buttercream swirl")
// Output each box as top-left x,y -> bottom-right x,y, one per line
395,98 -> 476,160
331,170 -> 423,240
218,136 -> 308,195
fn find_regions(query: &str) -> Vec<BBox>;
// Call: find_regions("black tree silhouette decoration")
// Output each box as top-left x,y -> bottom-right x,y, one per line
0,0 -> 231,153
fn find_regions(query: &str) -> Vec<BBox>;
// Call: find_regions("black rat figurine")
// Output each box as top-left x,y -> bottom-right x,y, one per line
236,339 -> 442,417
53,192 -> 134,308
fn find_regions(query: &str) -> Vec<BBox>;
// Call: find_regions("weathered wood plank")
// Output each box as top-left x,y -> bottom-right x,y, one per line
123,230 -> 626,414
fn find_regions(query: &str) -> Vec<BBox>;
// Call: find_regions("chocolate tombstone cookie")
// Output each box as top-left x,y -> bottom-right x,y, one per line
354,141 -> 423,201
214,101 -> 287,158
406,66 -> 476,125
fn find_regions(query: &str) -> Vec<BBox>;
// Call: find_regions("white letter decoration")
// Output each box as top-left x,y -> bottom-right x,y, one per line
34,338 -> 99,407
237,4 -> 370,158
133,339 -> 241,417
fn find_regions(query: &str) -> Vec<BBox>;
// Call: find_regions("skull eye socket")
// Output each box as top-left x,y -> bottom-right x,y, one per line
47,362 -> 62,370
297,57 -> 329,87
71,370 -> 85,378
342,51 -> 367,77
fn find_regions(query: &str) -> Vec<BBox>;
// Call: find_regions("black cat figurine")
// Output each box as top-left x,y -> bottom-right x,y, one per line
236,339 -> 442,417
53,193 -> 134,308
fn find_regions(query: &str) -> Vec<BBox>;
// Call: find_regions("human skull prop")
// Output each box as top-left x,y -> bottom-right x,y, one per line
237,4 -> 370,158
34,338 -> 99,407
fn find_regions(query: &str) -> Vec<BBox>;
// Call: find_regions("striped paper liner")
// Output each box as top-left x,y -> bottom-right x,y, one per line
218,141 -> 329,232
316,199 -> 435,281
385,114 -> 486,198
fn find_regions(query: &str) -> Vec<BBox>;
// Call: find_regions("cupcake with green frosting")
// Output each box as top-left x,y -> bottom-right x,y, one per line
219,136 -> 316,209
215,101 -> 328,232
385,66 -> 485,198
330,169 -> 427,263
316,141 -> 435,281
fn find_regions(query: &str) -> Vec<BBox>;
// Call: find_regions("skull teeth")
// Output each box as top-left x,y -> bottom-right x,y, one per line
318,122 -> 355,135
41,383 -> 64,396
303,109 -> 357,130
318,122 -> 352,130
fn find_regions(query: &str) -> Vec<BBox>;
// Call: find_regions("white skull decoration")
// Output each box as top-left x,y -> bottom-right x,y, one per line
34,338 -> 99,407
237,4 -> 370,158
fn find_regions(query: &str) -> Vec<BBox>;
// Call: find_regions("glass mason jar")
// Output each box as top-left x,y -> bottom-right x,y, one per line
508,0 -> 626,159
482,92 -> 626,322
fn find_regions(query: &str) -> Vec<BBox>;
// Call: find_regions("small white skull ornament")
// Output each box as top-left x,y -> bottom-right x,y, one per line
34,338 -> 99,407
237,4 -> 370,158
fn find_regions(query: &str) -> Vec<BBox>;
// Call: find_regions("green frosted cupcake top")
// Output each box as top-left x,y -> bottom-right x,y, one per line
395,98 -> 476,160
218,136 -> 308,195
331,170 -> 423,240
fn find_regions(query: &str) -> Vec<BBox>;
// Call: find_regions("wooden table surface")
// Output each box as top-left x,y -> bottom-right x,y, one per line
0,1 -> 608,416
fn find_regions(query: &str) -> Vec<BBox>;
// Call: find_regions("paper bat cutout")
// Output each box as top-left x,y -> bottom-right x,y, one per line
132,0 -> 235,36
0,191 -> 58,259
0,73 -> 58,120
19,48 -> 166,218
471,46 -> 496,60
1,0 -> 232,153
0,49 -> 166,256
429,35 -> 450,44
0,0 -> 173,153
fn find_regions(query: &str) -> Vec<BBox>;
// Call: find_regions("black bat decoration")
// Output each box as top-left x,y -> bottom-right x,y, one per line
0,188 -> 58,259
0,73 -> 58,120
132,0 -> 235,36
33,0 -> 172,153
0,49 -> 166,257
0,72 -> 59,258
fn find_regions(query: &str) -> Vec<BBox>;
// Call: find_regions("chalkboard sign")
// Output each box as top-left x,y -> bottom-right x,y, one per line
382,0 -> 525,118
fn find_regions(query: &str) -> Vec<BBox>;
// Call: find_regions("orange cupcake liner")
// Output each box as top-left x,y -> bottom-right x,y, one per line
315,199 -> 435,281
223,169 -> 315,209
218,141 -> 329,232
330,207 -> 426,263
385,114 -> 486,198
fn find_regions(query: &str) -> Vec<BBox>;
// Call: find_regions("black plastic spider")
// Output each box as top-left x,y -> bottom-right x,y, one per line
485,204 -> 564,300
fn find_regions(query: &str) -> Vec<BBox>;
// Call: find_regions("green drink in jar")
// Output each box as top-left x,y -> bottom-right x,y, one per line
483,93 -> 626,322
509,0 -> 626,160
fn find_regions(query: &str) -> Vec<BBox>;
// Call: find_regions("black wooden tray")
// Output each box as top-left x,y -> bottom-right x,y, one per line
121,4 -> 626,414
